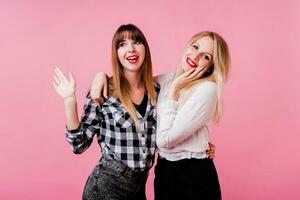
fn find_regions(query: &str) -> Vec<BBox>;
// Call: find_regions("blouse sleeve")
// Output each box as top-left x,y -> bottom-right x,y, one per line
65,93 -> 101,154
154,72 -> 174,85
156,82 -> 217,148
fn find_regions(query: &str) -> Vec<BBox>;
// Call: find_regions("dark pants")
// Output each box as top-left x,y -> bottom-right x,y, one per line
154,156 -> 221,200
83,158 -> 148,200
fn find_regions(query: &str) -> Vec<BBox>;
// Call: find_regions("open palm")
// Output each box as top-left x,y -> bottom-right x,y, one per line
53,67 -> 76,99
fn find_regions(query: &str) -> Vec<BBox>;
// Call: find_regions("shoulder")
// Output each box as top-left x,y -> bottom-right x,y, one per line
196,81 -> 217,90
154,72 -> 175,85
191,81 -> 218,99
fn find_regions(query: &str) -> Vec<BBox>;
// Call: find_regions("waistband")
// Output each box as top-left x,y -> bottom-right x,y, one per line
158,155 -> 212,163
98,158 -> 149,179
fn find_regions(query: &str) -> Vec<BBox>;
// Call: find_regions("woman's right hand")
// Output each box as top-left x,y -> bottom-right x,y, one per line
207,142 -> 216,159
90,72 -> 108,104
53,67 -> 76,101
168,67 -> 207,100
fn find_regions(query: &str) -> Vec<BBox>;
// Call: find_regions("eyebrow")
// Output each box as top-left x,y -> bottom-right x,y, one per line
194,43 -> 213,57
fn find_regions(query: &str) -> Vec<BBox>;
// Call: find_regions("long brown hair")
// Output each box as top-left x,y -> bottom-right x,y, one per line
109,24 -> 156,125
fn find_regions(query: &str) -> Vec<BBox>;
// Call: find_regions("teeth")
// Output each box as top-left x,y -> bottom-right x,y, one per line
187,58 -> 196,67
127,56 -> 138,60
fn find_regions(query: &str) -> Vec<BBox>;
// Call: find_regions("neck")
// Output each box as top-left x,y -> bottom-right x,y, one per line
124,70 -> 143,90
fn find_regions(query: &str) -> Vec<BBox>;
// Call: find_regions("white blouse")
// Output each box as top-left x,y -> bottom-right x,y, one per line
155,72 -> 218,161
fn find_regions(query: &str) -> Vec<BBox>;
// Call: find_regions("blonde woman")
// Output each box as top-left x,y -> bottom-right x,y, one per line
153,32 -> 230,200
90,31 -> 226,199
53,24 -> 159,200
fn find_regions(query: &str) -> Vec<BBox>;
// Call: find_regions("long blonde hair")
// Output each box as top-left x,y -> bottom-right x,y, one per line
109,24 -> 157,126
175,31 -> 230,123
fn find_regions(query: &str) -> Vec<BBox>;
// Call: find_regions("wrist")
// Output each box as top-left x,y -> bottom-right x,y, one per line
64,94 -> 76,105
96,72 -> 106,79
168,88 -> 179,101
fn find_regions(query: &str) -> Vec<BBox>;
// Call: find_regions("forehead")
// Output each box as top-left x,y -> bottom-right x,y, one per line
193,36 -> 214,54
119,30 -> 141,41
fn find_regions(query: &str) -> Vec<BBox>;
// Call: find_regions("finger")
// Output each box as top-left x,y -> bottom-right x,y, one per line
93,97 -> 102,104
188,68 -> 202,79
90,89 -> 94,98
206,149 -> 214,154
207,152 -> 214,159
209,142 -> 216,151
55,67 -> 67,81
183,67 -> 203,81
209,142 -> 215,148
54,68 -> 64,81
54,68 -> 63,81
194,67 -> 207,79
90,87 -> 100,100
90,87 -> 99,100
93,98 -> 100,104
182,68 -> 195,78
206,146 -> 215,154
207,152 -> 214,157
90,88 -> 97,99
207,152 -> 215,159
52,82 -> 58,92
98,97 -> 104,104
189,67 -> 205,80
103,79 -> 108,99
69,72 -> 75,84
187,69 -> 204,83
54,75 -> 60,85
94,84 -> 101,99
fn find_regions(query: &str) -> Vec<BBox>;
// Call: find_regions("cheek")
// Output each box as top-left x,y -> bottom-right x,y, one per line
198,59 -> 210,68
182,49 -> 192,62
117,50 -> 124,61
139,46 -> 146,62
140,55 -> 145,64
140,46 -> 146,55
184,49 -> 192,56
181,52 -> 188,63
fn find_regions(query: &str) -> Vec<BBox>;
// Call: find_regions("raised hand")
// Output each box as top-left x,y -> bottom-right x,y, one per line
53,67 -> 76,100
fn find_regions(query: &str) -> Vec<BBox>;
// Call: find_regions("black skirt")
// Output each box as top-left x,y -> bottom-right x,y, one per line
154,156 -> 221,200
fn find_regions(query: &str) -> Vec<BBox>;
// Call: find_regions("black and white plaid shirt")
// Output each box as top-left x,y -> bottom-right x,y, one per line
65,90 -> 158,171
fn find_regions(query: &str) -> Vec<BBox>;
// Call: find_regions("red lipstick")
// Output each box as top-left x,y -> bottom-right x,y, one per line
186,57 -> 198,68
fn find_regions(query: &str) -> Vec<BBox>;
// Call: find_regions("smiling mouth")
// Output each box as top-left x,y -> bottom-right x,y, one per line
186,57 -> 198,68
126,55 -> 139,64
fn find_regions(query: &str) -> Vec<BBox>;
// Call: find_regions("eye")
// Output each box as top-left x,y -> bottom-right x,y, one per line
118,42 -> 126,48
135,40 -> 142,45
204,55 -> 210,61
192,45 -> 199,50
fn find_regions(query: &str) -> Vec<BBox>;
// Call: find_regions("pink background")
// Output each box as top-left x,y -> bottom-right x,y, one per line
1,0 -> 299,199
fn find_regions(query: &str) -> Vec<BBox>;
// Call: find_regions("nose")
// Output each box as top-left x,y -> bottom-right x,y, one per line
127,43 -> 135,52
194,52 -> 204,61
